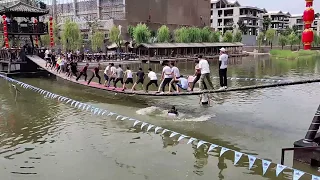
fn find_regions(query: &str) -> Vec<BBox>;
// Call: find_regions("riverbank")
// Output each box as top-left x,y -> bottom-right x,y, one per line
270,49 -> 320,59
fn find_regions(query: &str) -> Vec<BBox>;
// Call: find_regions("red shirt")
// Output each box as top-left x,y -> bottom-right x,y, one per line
81,66 -> 88,72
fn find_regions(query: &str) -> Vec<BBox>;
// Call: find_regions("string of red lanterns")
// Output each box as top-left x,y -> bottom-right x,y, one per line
49,16 -> 54,48
2,15 -> 9,49
302,0 -> 314,50
34,18 -> 38,47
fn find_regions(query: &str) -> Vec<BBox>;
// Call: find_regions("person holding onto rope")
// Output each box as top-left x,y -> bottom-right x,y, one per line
158,60 -> 172,93
45,48 -> 51,68
169,62 -> 180,92
190,60 -> 207,91
146,68 -> 158,93
123,66 -> 134,89
103,63 -> 111,86
76,63 -> 89,81
218,48 -> 228,90
87,63 -> 101,85
107,63 -> 116,87
113,65 -> 124,89
198,55 -> 214,90
175,75 -> 188,93
70,60 -> 78,78
131,68 -> 145,91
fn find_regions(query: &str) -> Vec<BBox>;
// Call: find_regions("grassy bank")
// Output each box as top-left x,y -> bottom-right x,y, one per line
270,49 -> 320,59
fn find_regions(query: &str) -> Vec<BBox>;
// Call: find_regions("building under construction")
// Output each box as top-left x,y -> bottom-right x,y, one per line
49,0 -> 211,40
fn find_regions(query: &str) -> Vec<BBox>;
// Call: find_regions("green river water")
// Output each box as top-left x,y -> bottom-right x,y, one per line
1,55 -> 320,180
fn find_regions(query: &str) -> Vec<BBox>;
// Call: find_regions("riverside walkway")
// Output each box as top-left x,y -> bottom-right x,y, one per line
27,55 -> 320,96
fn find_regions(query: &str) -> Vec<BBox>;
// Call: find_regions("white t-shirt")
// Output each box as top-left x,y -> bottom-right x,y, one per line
219,54 -> 228,69
201,93 -> 209,103
178,78 -> 188,89
162,66 -> 172,78
148,71 -> 157,80
198,59 -> 210,74
110,66 -> 116,77
45,50 -> 49,58
104,66 -> 110,75
60,59 -> 65,66
126,70 -> 133,78
171,66 -> 180,78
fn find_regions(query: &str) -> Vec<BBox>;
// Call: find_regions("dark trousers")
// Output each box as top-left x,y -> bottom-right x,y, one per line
71,70 -> 78,77
162,78 -> 173,92
219,68 -> 227,87
108,77 -> 116,86
146,80 -> 158,91
88,73 -> 101,84
191,74 -> 207,91
76,72 -> 87,81
114,78 -> 123,88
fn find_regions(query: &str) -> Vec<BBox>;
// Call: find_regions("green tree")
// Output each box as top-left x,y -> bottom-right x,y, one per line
200,26 -> 212,42
127,25 -> 134,41
133,23 -> 151,44
263,17 -> 272,31
278,35 -> 287,49
209,31 -> 220,42
237,19 -> 248,34
282,28 -> 293,36
287,32 -> 298,50
157,25 -> 170,43
233,30 -> 242,42
265,29 -> 276,49
313,31 -> 320,47
91,31 -> 104,52
174,27 -> 190,43
187,27 -> 202,43
53,21 -> 61,45
41,34 -> 50,47
257,32 -> 265,52
292,25 -> 299,34
223,30 -> 233,42
110,26 -> 121,48
61,19 -> 82,51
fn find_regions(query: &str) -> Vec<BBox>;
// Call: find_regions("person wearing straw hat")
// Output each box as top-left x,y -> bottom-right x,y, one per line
218,47 -> 228,90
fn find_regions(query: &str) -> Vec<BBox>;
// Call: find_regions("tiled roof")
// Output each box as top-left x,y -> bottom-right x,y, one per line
0,1 -> 49,16
138,43 -> 244,49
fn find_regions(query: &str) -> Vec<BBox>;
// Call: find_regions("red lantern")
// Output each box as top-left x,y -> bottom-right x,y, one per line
50,42 -> 54,46
303,7 -> 315,29
3,26 -> 7,31
3,20 -> 7,25
49,16 -> 53,21
302,29 -> 314,50
4,32 -> 7,36
306,0 -> 313,7
34,19 -> 37,23
2,15 -> 6,20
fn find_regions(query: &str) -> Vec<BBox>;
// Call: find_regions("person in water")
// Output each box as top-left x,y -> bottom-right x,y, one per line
168,106 -> 178,116
199,93 -> 211,106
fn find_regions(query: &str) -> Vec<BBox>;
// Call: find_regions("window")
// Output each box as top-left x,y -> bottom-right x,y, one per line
210,19 -> 213,24
211,10 -> 213,15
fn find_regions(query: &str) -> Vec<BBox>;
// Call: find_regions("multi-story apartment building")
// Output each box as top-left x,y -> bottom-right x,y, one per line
50,0 -> 210,41
289,14 -> 320,35
210,0 -> 266,35
263,11 -> 291,33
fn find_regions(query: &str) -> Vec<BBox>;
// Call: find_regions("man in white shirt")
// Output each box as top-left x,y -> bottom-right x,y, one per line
158,60 -> 172,93
103,63 -> 110,86
123,66 -> 134,89
146,68 -> 158,92
169,62 -> 180,92
198,55 -> 214,90
107,63 -> 116,87
219,47 -> 228,90
45,49 -> 50,67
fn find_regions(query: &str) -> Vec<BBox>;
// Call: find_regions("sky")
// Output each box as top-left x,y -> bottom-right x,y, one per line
238,0 -> 320,14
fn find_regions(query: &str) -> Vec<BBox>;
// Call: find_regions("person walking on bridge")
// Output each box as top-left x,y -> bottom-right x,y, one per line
218,48 -> 228,90
76,63 -> 89,82
87,63 -> 101,85
198,55 -> 214,90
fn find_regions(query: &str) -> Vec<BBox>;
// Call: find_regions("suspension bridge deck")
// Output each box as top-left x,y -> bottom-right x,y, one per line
27,55 -> 320,96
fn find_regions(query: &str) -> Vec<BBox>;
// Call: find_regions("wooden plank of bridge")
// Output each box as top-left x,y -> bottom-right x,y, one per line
27,55 -> 320,96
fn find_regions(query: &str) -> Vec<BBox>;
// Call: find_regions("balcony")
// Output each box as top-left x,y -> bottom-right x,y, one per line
0,22 -> 48,35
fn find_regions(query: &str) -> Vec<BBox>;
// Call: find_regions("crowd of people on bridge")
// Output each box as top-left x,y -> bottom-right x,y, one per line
43,47 -> 229,106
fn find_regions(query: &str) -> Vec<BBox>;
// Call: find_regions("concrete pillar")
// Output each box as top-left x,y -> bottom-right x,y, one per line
97,0 -> 101,19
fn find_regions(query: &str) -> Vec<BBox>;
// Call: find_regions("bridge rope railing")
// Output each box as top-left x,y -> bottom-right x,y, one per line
0,74 -> 318,180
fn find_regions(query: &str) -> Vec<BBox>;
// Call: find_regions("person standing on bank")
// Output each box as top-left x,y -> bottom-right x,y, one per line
198,55 -> 214,90
218,48 -> 228,90
87,63 -> 101,85
76,63 -> 89,81
146,68 -> 158,92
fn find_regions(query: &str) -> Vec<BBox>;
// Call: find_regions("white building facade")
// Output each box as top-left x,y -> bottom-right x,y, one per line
210,0 -> 266,35
262,11 -> 291,33
289,14 -> 320,35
